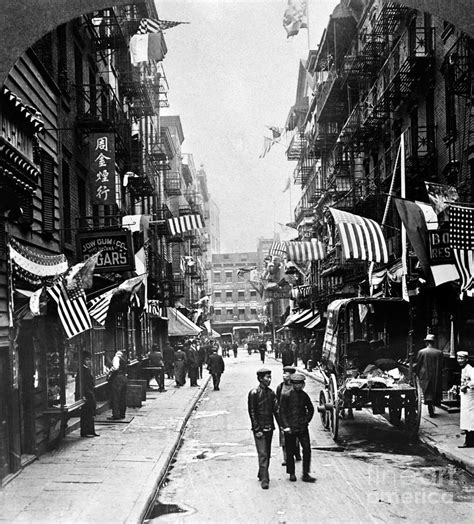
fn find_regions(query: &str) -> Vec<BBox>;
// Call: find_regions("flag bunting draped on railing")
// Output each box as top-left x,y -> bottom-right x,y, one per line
329,208 -> 388,263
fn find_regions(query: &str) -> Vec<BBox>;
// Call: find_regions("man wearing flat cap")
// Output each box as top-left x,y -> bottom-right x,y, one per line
279,373 -> 316,482
457,351 -> 474,447
247,368 -> 280,489
276,366 -> 301,466
414,334 -> 443,417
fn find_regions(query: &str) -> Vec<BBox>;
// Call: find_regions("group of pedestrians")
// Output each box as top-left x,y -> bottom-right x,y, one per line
276,336 -> 321,370
247,365 -> 316,489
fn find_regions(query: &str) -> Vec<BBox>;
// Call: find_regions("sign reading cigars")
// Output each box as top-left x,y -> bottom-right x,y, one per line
90,132 -> 116,205
76,230 -> 135,273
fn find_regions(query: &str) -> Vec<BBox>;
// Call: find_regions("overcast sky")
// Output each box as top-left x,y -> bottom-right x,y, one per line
158,0 -> 339,253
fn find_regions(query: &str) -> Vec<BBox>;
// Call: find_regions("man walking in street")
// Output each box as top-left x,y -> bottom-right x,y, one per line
457,351 -> 474,448
279,372 -> 316,483
207,347 -> 225,390
276,366 -> 301,466
414,334 -> 443,417
258,341 -> 266,363
247,368 -> 280,490
107,349 -> 128,420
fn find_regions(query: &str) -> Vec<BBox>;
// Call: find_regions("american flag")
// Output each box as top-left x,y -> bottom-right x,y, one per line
167,214 -> 204,236
449,204 -> 474,296
47,279 -> 91,339
137,18 -> 188,34
87,289 -> 115,326
269,241 -> 287,257
330,208 -> 388,263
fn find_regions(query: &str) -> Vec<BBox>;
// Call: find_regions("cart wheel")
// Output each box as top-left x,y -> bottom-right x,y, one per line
404,376 -> 422,437
328,374 -> 339,441
388,396 -> 402,426
319,390 -> 330,429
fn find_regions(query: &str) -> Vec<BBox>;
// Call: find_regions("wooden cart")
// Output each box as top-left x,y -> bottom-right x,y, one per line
317,298 -> 422,441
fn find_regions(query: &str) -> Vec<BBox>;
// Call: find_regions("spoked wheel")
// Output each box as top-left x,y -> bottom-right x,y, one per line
404,376 -> 422,438
319,389 -> 330,429
328,374 -> 340,441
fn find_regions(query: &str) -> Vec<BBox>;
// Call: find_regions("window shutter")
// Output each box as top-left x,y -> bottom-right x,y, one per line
41,152 -> 56,233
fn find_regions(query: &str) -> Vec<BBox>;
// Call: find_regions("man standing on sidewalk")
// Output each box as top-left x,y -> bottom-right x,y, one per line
457,351 -> 474,448
279,372 -> 316,483
75,351 -> 99,437
414,334 -> 443,417
107,349 -> 128,420
247,368 -> 280,490
207,347 -> 225,390
186,340 -> 200,387
149,345 -> 166,392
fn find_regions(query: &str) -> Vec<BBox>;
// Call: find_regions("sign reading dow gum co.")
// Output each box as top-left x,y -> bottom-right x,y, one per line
76,230 -> 135,273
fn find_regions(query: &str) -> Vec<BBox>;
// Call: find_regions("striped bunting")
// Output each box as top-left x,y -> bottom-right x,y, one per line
137,18 -> 188,34
47,279 -> 91,339
286,240 -> 325,262
449,204 -> 474,297
269,241 -> 287,257
87,289 -> 115,326
167,214 -> 204,236
329,208 -> 388,263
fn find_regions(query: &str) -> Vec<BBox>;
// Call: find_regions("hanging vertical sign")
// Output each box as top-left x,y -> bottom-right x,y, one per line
90,132 -> 116,205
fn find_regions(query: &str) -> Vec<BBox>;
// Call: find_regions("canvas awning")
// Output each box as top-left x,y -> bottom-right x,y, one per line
284,308 -> 314,327
304,314 -> 322,330
167,307 -> 202,336
293,309 -> 316,324
210,329 -> 221,338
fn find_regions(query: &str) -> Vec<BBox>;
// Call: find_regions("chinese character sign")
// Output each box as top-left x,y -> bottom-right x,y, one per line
90,133 -> 116,205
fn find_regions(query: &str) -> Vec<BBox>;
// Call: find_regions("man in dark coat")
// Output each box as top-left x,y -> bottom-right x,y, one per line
75,352 -> 98,437
174,345 -> 187,387
186,340 -> 200,387
247,368 -> 280,490
281,343 -> 295,367
258,341 -> 266,363
414,334 -> 443,417
207,347 -> 225,390
279,373 -> 315,483
149,345 -> 166,392
163,342 -> 175,379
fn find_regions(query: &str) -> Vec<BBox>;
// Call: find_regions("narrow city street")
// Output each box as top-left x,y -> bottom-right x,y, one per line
145,353 -> 474,523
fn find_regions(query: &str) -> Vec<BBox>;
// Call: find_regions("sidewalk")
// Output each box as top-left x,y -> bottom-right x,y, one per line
303,366 -> 474,476
0,375 -> 210,524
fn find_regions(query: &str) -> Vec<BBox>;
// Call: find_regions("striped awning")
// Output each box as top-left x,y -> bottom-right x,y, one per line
1,87 -> 45,133
304,314 -> 322,329
286,240 -> 325,262
293,309 -> 315,324
284,308 -> 316,327
269,239 -> 325,262
167,214 -> 204,236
